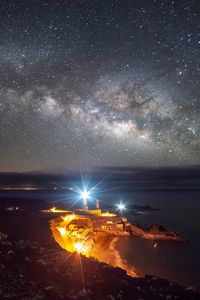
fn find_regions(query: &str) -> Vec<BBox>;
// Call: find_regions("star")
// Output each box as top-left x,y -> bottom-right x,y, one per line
0,0 -> 199,171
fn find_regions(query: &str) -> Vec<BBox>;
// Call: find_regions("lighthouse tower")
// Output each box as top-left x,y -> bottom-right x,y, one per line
96,200 -> 100,209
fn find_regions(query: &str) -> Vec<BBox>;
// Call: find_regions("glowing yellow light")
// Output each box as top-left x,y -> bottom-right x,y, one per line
63,214 -> 75,222
48,208 -> 71,213
74,241 -> 83,253
50,206 -> 56,212
51,211 -> 137,277
73,241 -> 89,255
57,227 -> 67,236
101,211 -> 116,217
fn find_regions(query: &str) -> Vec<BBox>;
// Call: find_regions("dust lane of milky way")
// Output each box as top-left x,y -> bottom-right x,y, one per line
0,0 -> 199,171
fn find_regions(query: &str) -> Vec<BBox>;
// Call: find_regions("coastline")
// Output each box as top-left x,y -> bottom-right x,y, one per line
0,209 -> 199,299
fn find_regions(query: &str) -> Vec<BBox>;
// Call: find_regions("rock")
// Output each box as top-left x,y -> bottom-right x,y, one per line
44,285 -> 54,291
185,286 -> 197,292
25,256 -> 31,262
107,295 -> 115,300
0,233 -> 8,241
116,293 -> 123,300
37,259 -> 47,265
2,240 -> 12,246
7,250 -> 15,256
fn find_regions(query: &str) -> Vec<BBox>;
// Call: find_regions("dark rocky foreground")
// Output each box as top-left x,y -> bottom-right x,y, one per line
0,211 -> 199,300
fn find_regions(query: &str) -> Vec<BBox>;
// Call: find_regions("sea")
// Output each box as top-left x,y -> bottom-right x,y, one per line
1,189 -> 200,289
115,190 -> 200,290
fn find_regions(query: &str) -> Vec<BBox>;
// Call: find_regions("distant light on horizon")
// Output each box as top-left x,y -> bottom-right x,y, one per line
117,202 -> 126,211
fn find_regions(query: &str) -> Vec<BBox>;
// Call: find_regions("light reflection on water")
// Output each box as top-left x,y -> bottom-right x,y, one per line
115,194 -> 200,289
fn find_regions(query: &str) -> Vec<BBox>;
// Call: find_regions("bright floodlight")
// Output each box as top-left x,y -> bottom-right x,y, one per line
80,190 -> 90,201
117,203 -> 125,211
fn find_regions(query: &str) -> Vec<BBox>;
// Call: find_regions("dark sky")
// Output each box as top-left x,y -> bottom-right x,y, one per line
0,0 -> 199,172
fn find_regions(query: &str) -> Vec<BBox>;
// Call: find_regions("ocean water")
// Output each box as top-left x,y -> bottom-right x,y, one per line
1,189 -> 200,289
115,191 -> 200,289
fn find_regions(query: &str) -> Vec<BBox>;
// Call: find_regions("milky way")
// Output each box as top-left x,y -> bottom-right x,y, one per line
0,0 -> 200,172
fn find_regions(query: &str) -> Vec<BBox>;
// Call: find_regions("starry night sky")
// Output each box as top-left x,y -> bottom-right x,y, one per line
0,0 -> 200,172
